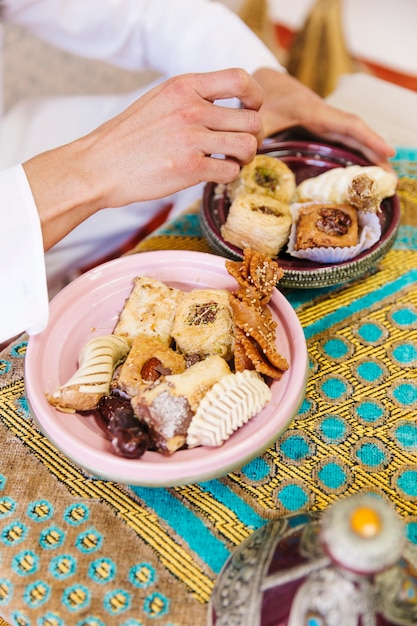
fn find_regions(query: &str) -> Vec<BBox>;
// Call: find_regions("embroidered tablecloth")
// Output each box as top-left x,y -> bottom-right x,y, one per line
0,153 -> 416,625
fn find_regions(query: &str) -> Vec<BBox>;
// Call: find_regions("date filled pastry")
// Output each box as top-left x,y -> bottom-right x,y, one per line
171,289 -> 234,360
115,334 -> 186,397
131,355 -> 231,453
228,154 -> 296,203
294,203 -> 359,250
113,276 -> 183,344
221,193 -> 292,258
295,165 -> 397,213
47,334 -> 131,412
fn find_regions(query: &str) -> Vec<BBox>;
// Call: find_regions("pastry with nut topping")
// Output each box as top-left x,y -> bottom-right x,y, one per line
294,203 -> 359,250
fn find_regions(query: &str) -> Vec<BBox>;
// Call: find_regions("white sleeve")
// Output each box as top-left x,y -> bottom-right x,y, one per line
2,0 -> 283,76
0,165 -> 49,341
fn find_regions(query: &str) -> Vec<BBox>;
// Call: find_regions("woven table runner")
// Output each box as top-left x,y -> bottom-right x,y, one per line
0,169 -> 416,623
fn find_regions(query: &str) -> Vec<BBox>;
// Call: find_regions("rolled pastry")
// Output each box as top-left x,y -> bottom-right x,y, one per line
171,289 -> 234,360
221,193 -> 292,257
295,165 -> 397,213
228,154 -> 296,203
47,334 -> 131,412
186,370 -> 272,448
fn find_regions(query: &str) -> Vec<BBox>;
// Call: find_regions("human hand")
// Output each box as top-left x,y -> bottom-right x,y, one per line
83,68 -> 264,207
253,69 -> 395,169
24,68 -> 264,250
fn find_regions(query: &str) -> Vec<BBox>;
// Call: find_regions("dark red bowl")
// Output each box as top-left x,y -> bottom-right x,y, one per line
201,140 -> 400,289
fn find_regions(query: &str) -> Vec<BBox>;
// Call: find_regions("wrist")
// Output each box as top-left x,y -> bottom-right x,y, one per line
23,138 -> 104,251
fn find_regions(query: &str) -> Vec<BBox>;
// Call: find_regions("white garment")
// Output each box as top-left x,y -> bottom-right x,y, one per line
0,0 -> 282,342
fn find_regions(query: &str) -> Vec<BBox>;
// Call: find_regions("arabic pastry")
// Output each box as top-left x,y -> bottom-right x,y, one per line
231,298 -> 289,379
228,154 -> 296,203
131,355 -> 231,453
221,193 -> 292,258
294,203 -> 358,250
225,249 -> 289,379
225,248 -> 283,306
47,335 -> 130,412
113,276 -> 183,343
287,202 -> 381,264
171,289 -> 234,360
115,334 -> 186,397
295,165 -> 397,213
186,370 -> 272,448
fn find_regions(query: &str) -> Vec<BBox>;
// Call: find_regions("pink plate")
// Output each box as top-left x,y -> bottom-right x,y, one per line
25,251 -> 308,487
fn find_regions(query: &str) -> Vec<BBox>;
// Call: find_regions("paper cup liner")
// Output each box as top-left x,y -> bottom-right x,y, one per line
287,203 -> 382,263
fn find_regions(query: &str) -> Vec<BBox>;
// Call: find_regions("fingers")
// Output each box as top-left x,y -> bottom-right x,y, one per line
199,128 -> 259,165
192,68 -> 264,111
311,114 -> 395,170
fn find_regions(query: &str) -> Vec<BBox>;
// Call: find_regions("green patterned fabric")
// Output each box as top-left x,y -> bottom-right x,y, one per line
0,156 -> 416,624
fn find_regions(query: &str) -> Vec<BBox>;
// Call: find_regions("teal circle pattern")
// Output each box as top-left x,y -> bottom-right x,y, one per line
24,580 -> 51,608
39,612 -> 65,626
406,521 -> 417,544
0,496 -> 16,519
320,376 -> 349,400
354,399 -> 385,424
143,591 -> 169,618
397,470 -> 417,498
276,484 -> 309,512
391,306 -> 417,327
39,525 -> 66,550
356,322 -> 385,344
129,563 -> 156,589
0,577 -> 13,605
317,462 -> 347,491
391,380 -> 417,407
75,528 -> 103,554
104,589 -> 131,615
392,342 -> 417,366
394,422 -> 417,451
0,360 -> 11,375
355,441 -> 388,469
321,337 -> 350,359
12,550 -> 39,576
279,432 -> 312,463
10,341 -> 27,357
355,360 -> 385,384
298,398 -> 315,416
11,611 -> 29,625
49,554 -> 77,580
27,499 -> 54,522
62,584 -> 91,612
64,503 -> 90,527
1,520 -> 27,546
88,557 -> 116,584
240,458 -> 270,481
0,490 -> 174,621
319,416 -> 347,444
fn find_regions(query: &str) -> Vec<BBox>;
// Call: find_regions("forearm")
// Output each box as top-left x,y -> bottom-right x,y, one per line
23,139 -> 104,251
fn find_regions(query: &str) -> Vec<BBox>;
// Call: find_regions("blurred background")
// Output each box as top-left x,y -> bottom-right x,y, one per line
4,0 -> 417,125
